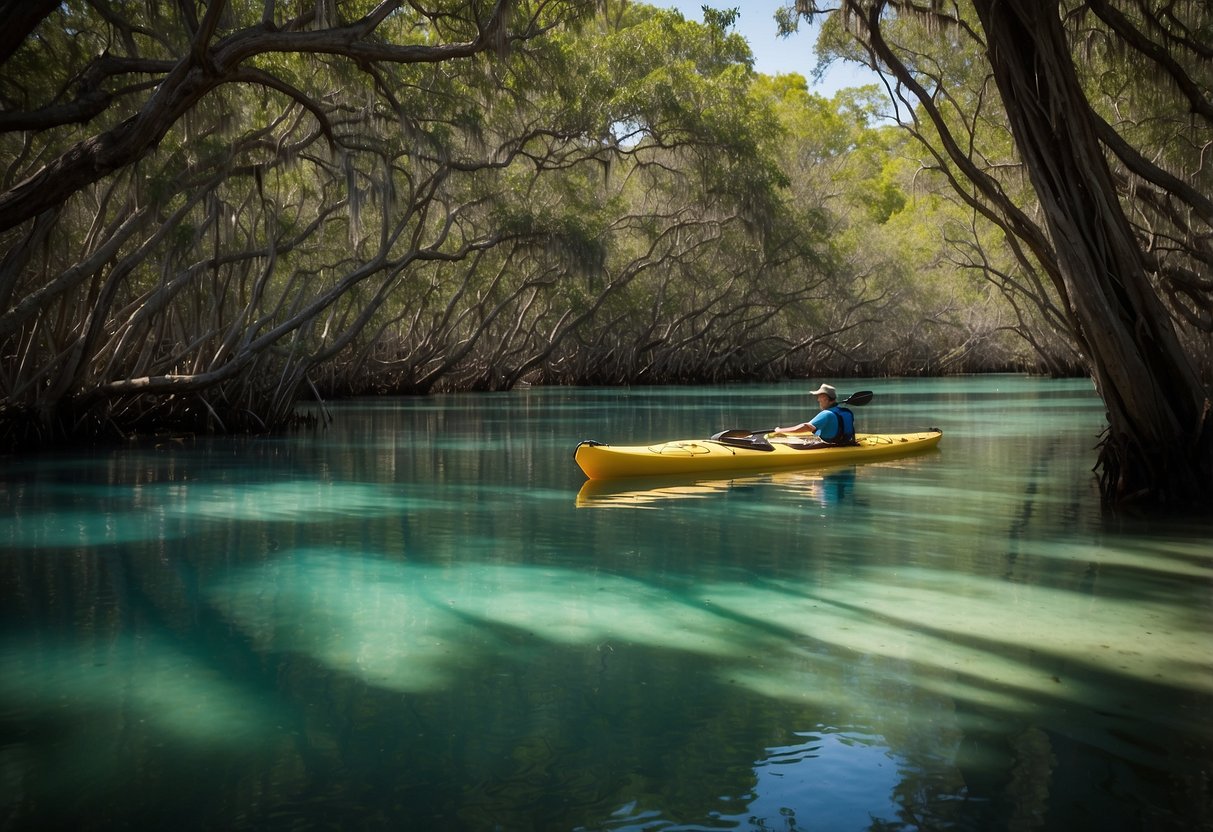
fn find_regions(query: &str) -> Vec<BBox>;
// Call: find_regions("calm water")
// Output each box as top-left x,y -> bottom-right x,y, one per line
1,377 -> 1210,831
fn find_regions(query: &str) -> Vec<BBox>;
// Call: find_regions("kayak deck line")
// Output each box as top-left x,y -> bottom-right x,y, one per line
575,429 -> 942,480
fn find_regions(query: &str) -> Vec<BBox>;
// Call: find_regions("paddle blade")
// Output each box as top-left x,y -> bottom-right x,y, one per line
844,390 -> 874,406
709,430 -> 776,451
711,428 -> 767,440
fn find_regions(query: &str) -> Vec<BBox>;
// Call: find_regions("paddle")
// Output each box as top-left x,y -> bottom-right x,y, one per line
712,390 -> 874,441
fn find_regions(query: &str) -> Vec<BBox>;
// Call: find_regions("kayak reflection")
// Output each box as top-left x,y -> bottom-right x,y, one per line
575,463 -> 860,509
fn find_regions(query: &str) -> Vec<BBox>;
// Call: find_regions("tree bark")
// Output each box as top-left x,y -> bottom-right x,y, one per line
971,0 -> 1212,508
0,1 -> 518,233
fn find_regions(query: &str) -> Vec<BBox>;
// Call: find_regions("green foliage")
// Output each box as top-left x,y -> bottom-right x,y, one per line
0,0 -> 1085,445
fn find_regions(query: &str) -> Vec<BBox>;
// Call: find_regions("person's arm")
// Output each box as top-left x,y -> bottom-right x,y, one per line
772,421 -> 817,434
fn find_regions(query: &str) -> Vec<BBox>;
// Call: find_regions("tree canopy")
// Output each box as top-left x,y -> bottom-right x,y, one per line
1,0 -> 1206,508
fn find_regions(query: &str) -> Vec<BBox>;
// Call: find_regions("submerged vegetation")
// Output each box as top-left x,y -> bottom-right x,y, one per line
0,0 -> 1209,506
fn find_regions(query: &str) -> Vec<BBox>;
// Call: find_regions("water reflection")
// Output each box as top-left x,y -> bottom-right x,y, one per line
605,730 -> 906,831
0,474 -> 424,549
1,378 -> 1210,831
204,544 -> 1210,771
10,536 -> 1201,828
576,464 -> 870,509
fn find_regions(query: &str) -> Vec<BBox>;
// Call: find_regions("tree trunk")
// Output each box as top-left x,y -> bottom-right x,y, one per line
971,0 -> 1212,509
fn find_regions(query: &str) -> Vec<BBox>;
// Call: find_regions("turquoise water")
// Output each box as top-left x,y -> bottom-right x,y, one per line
1,376 -> 1210,831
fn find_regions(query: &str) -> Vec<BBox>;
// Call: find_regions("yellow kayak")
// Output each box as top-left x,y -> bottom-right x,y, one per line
574,429 -> 942,480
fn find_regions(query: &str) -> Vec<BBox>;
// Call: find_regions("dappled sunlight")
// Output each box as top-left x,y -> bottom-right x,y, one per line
0,635 -> 275,746
815,567 -> 1213,691
5,379 -> 1211,831
157,480 -> 421,521
445,564 -> 747,654
0,508 -> 187,549
691,567 -> 1213,771
694,565 -> 1213,756
206,546 -> 1212,735
719,650 -> 852,708
209,550 -> 480,693
208,551 -> 756,694
0,480 -> 428,548
1029,538 -> 1213,579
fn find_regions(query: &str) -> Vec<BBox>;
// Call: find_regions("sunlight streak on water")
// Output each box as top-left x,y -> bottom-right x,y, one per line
2,377 -> 1210,831
700,566 -> 1212,698
0,635 -> 275,744
0,509 -> 186,549
0,481 -> 439,548
201,540 -> 1212,779
158,481 -> 421,521
208,551 -> 755,694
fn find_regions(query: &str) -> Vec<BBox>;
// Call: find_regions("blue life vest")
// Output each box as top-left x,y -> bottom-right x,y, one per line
823,406 -> 856,444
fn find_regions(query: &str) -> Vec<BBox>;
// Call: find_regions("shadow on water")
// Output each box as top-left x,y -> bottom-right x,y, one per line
4,536 -> 1210,830
2,378 -> 1211,831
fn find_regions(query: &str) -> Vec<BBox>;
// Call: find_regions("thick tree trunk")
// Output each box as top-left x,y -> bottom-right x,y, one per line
972,0 -> 1211,508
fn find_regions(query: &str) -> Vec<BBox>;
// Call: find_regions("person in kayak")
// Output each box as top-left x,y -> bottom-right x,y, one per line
772,384 -> 857,444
